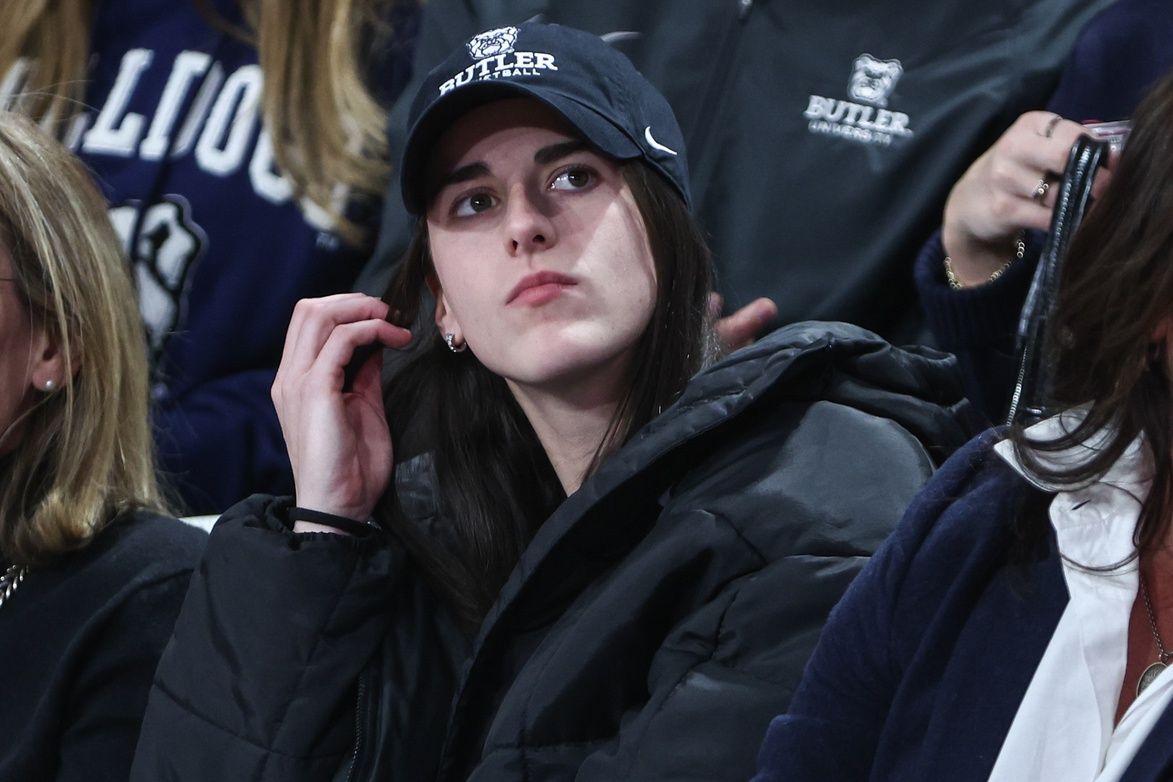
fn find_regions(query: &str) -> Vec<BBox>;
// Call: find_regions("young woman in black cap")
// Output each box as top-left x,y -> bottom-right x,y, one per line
131,22 -> 964,781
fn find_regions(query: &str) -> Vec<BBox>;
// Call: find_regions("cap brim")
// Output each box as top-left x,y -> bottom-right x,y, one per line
400,81 -> 644,215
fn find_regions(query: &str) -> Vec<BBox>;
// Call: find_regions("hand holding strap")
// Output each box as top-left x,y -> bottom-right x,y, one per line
1006,135 -> 1110,426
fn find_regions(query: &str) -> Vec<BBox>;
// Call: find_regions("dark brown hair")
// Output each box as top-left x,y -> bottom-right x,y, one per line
379,160 -> 717,627
1010,71 -> 1173,558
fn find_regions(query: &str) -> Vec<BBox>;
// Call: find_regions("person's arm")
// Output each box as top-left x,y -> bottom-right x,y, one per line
133,293 -> 416,779
129,497 -> 400,781
752,432 -> 1000,781
571,401 -> 951,780
751,530 -> 915,781
915,229 -> 1039,424
570,548 -> 870,781
917,111 -> 1115,424
938,112 -> 1095,286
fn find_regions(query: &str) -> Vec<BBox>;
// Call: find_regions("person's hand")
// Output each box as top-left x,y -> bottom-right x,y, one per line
942,111 -> 1116,287
271,294 -> 412,526
709,293 -> 778,352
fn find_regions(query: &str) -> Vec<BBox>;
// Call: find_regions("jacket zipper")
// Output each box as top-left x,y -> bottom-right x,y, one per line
345,668 -> 371,782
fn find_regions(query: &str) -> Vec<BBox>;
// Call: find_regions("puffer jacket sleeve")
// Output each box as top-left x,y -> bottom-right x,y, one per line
130,495 -> 402,781
566,399 -> 938,781
751,434 -> 999,781
572,545 -> 868,781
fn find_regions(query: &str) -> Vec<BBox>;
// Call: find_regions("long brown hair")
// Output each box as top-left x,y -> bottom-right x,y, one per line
1010,71 -> 1173,556
0,0 -> 395,246
380,160 -> 718,627
0,112 -> 167,566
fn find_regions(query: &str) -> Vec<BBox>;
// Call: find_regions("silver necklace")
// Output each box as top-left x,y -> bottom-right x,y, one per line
1137,577 -> 1173,696
0,563 -> 25,610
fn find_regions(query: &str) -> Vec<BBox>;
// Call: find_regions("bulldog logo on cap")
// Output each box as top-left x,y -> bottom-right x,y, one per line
467,27 -> 519,59
406,22 -> 693,213
438,27 -> 559,95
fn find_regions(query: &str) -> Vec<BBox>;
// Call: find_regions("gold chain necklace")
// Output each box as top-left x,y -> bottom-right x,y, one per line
0,563 -> 26,610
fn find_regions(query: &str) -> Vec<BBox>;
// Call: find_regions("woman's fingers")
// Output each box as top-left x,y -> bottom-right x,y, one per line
271,301 -> 404,521
945,113 -> 1092,250
308,319 -> 410,391
350,340 -> 385,399
1006,113 -> 1087,174
1008,113 -> 1116,210
280,293 -> 392,376
714,297 -> 778,352
941,110 -> 1119,287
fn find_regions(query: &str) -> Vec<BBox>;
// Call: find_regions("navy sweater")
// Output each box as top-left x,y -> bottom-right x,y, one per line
753,432 -> 1173,781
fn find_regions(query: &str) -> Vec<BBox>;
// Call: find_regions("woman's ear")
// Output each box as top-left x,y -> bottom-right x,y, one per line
427,273 -> 463,343
27,326 -> 70,393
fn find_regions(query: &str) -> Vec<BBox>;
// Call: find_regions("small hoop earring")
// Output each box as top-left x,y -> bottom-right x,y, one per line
444,333 -> 467,353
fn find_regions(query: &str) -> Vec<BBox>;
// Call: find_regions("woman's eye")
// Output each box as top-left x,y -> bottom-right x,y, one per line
550,167 -> 595,191
452,192 -> 497,217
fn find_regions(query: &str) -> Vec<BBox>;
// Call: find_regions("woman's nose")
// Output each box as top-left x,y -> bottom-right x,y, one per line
503,183 -> 557,256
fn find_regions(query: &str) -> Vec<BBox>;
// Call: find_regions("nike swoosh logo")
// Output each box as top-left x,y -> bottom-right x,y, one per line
601,30 -> 640,44
644,126 -> 678,156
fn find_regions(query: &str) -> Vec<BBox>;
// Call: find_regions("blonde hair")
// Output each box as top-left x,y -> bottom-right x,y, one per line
0,0 -> 394,246
250,0 -> 393,246
0,0 -> 91,129
0,111 -> 165,567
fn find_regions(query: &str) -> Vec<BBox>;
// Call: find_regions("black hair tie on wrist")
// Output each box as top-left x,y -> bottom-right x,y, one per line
289,506 -> 377,537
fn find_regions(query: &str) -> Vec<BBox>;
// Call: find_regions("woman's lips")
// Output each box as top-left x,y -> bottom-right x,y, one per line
506,271 -> 577,305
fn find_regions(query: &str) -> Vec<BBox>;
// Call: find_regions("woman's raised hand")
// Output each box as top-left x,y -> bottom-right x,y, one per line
272,294 -> 412,524
941,111 -> 1114,287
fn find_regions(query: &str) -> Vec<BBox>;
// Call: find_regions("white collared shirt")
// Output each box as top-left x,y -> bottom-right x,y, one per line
988,415 -> 1170,782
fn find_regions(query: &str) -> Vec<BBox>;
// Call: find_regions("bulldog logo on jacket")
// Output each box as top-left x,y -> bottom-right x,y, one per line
803,53 -> 915,146
847,54 -> 903,107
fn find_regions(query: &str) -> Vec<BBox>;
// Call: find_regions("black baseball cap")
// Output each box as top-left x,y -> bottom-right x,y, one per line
399,22 -> 691,216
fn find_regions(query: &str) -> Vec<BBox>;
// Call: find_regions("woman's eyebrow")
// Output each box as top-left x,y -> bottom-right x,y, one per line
436,140 -> 588,192
438,161 -> 490,191
534,140 -> 588,165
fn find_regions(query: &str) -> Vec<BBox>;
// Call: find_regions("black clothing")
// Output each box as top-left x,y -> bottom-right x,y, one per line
132,323 -> 966,781
361,0 -> 1112,342
0,511 -> 206,782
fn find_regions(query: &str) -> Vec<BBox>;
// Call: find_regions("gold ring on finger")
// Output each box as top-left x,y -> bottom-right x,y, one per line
1032,178 -> 1050,202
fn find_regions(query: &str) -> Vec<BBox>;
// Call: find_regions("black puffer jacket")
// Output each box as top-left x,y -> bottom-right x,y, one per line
131,322 -> 966,781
